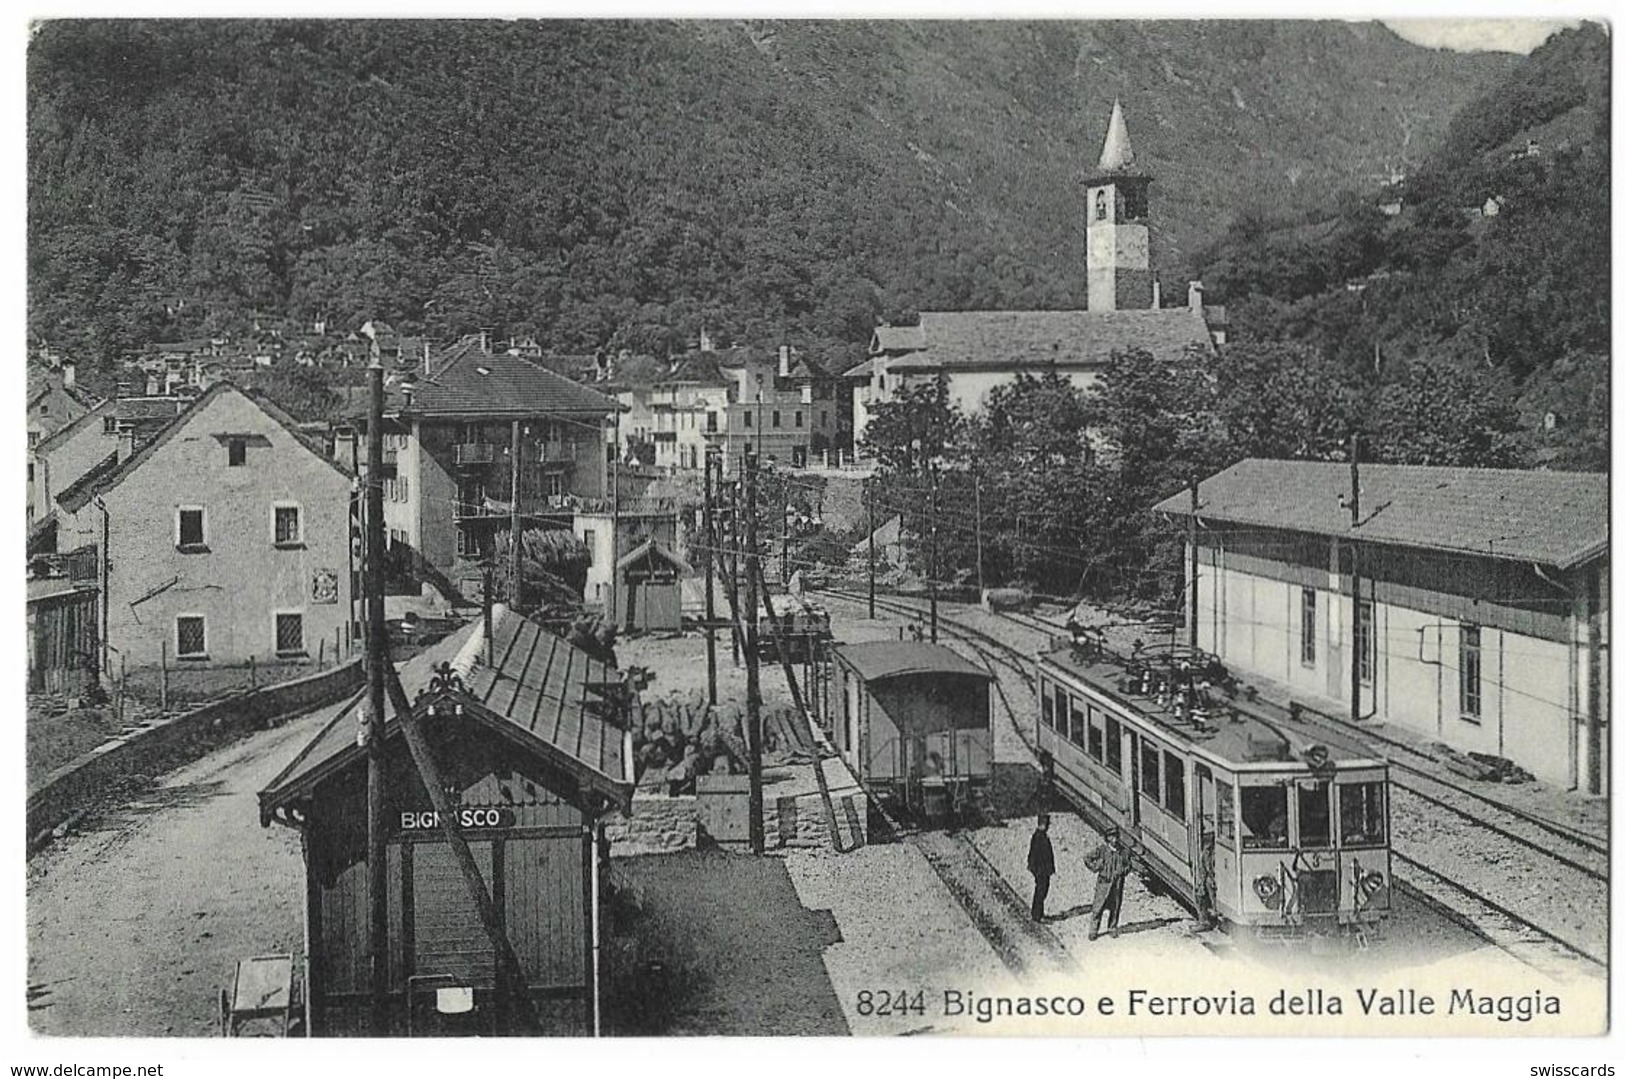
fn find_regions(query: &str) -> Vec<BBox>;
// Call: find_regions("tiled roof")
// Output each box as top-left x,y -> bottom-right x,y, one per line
399,338 -> 620,417
1153,458 -> 1608,570
33,399 -> 114,455
259,608 -> 634,820
886,307 -> 1213,372
833,641 -> 993,683
841,358 -> 877,379
616,538 -> 692,575
660,354 -> 729,386
871,325 -> 926,353
115,396 -> 188,423
58,383 -> 351,513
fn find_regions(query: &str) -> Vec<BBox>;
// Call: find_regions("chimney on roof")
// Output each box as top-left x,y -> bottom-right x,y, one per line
116,427 -> 135,463
1188,280 -> 1204,314
1152,279 -> 1161,309
479,329 -> 491,354
61,362 -> 75,390
699,326 -> 713,353
779,345 -> 791,378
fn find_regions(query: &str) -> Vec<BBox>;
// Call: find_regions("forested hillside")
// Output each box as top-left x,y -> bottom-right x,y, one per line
29,19 -> 1507,369
1196,22 -> 1609,469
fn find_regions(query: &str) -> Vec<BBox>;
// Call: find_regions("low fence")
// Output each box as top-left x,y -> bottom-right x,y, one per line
27,657 -> 364,850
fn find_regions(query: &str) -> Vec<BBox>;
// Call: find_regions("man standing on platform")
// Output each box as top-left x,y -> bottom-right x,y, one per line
1027,813 -> 1055,921
1086,828 -> 1137,940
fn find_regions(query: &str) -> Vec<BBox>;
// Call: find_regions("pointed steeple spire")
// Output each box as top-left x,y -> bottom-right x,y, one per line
1097,99 -> 1135,173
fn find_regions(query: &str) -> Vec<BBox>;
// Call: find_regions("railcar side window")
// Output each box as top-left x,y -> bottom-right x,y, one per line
1069,695 -> 1089,749
1164,754 -> 1186,818
1339,782 -> 1387,846
1086,705 -> 1105,762
1216,780 -> 1236,848
1138,742 -> 1161,801
1240,786 -> 1288,850
1041,682 -> 1054,728
1297,783 -> 1331,848
1105,715 -> 1122,775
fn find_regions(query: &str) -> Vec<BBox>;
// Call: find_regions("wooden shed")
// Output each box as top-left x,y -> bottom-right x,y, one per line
615,539 -> 689,634
259,606 -> 635,1036
27,578 -> 98,696
829,642 -> 994,821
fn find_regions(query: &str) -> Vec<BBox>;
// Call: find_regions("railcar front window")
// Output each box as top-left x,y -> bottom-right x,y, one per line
1240,786 -> 1288,850
1297,783 -> 1331,848
1339,782 -> 1387,846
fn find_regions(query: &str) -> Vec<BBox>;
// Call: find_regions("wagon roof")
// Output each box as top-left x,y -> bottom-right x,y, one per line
260,606 -> 635,822
833,641 -> 993,683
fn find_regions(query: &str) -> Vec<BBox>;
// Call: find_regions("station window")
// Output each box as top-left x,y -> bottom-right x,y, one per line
1104,715 -> 1122,775
1086,705 -> 1105,762
1164,754 -> 1186,819
1138,742 -> 1161,802
743,411 -> 753,429
1339,782 -> 1386,846
1239,786 -> 1288,850
1459,624 -> 1482,721
1297,782 -> 1331,848
1215,780 -> 1236,848
771,410 -> 781,428
1300,588 -> 1317,667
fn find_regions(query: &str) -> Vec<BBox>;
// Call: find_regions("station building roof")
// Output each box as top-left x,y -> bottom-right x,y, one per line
260,607 -> 635,823
1155,458 -> 1608,571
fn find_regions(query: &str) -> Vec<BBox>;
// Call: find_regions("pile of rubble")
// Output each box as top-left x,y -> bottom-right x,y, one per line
1431,742 -> 1536,784
631,691 -> 820,788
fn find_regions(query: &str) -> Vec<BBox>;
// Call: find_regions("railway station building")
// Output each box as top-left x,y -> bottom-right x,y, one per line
1157,460 -> 1608,795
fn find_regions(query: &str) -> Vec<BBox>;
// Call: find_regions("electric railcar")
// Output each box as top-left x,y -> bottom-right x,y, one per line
1036,638 -> 1391,937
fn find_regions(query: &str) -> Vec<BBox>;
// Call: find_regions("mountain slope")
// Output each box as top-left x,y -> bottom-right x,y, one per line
27,19 -> 1512,364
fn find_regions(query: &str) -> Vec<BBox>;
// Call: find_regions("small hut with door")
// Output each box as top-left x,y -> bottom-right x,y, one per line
828,641 -> 993,822
614,538 -> 689,634
259,605 -> 635,1036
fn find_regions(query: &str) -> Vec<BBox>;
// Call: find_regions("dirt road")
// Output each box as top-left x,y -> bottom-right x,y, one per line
26,698 -> 351,1037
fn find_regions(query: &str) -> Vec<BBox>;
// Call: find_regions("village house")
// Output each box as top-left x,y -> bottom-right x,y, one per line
1156,459 -> 1608,795
350,334 -> 623,605
27,357 -> 95,449
54,382 -> 356,678
29,391 -> 191,526
851,102 -> 1226,450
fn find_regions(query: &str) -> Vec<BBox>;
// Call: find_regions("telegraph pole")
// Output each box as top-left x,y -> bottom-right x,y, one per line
1188,477 -> 1199,650
866,477 -> 876,619
1349,432 -> 1362,724
364,356 -> 389,1035
743,447 -> 765,854
929,461 -> 939,644
780,474 -> 790,586
509,420 -> 522,608
703,448 -> 718,705
973,474 -> 985,600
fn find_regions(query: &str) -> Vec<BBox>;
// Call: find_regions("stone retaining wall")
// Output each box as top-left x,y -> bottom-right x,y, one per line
27,658 -> 364,849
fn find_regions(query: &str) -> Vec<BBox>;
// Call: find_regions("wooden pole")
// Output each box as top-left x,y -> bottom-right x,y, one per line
973,474 -> 984,599
703,448 -> 718,706
160,639 -> 168,714
1349,432 -> 1362,724
743,447 -> 764,854
510,420 -> 522,609
867,478 -> 876,620
929,462 -> 939,644
364,356 -> 389,1035
1188,478 -> 1199,650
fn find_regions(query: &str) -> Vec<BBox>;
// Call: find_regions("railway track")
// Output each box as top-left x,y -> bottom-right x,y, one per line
815,586 -> 1610,974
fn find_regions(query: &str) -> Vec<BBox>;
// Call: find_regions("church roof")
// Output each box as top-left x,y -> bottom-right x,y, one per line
1096,99 -> 1137,173
885,308 -> 1213,373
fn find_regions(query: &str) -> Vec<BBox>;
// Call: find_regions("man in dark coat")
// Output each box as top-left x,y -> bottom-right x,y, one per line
1085,828 -> 1137,940
1027,813 -> 1055,921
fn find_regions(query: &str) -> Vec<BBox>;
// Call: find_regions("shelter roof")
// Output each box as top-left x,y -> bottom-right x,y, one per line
885,307 -> 1212,372
833,641 -> 992,683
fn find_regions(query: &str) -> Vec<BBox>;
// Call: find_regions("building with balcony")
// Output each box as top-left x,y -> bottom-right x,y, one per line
352,335 -> 623,604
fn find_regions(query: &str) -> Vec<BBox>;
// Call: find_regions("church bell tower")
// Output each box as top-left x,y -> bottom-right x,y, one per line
1085,100 -> 1155,311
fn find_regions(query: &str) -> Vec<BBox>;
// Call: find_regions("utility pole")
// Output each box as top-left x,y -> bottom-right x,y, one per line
509,420 -> 522,609
1188,477 -> 1199,650
973,474 -> 985,600
703,448 -> 718,705
364,356 -> 389,1035
866,477 -> 876,620
929,461 -> 939,644
780,474 -> 790,586
1349,432 -> 1362,724
743,448 -> 765,854
609,409 -> 620,628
